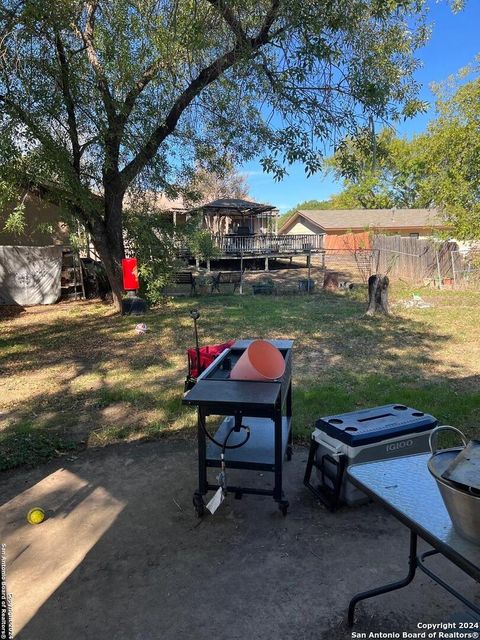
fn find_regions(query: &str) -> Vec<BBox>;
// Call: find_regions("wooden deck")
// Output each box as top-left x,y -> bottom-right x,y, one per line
211,233 -> 324,256
175,233 -> 325,271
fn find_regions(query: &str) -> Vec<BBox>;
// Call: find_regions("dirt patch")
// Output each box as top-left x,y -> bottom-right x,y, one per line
0,441 -> 472,640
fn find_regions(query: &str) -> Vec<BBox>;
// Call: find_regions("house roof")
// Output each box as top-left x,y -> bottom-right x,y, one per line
280,208 -> 446,233
191,198 -> 277,217
123,191 -> 187,212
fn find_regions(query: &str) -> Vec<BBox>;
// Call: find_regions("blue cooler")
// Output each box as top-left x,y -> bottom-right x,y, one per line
304,404 -> 437,509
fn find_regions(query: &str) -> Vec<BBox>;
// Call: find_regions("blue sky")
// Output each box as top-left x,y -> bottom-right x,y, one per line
241,1 -> 480,213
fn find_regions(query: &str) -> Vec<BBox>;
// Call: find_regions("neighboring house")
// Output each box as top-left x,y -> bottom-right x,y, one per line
125,191 -> 188,227
279,208 -> 447,240
0,191 -> 70,247
0,193 -> 86,306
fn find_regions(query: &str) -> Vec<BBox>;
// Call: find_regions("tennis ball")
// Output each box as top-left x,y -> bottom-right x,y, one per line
27,507 -> 45,525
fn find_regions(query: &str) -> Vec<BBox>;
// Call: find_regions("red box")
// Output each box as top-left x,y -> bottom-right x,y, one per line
122,258 -> 139,291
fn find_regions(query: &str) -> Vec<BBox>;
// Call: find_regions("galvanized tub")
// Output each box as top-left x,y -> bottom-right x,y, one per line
428,426 -> 480,545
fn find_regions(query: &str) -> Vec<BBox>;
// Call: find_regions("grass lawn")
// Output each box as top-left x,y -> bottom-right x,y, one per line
1,284 -> 479,470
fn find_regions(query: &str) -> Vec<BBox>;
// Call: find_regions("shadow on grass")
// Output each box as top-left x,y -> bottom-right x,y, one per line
0,303 -> 26,322
1,291 -> 479,471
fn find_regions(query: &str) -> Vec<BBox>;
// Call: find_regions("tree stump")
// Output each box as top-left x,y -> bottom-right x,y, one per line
323,271 -> 339,291
366,274 -> 390,315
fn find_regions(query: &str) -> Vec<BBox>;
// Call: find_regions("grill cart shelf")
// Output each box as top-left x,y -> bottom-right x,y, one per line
182,339 -> 293,516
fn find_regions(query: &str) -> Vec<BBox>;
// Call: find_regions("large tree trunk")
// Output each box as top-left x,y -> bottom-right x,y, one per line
100,175 -> 127,312
89,212 -> 125,313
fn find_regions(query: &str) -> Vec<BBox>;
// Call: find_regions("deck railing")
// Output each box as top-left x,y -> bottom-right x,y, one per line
211,233 -> 324,256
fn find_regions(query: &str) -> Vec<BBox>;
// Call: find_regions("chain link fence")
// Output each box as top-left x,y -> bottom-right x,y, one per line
319,238 -> 480,290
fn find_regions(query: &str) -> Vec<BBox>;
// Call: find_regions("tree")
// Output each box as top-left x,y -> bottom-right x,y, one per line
324,65 -> 480,239
0,0 -> 429,309
415,68 -> 480,239
326,127 -> 430,209
188,162 -> 250,204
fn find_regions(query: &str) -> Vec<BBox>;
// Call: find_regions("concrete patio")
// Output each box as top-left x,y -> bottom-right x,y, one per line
1,439 -> 477,640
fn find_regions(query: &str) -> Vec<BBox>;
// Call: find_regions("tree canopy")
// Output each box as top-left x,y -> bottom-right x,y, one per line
316,65 -> 480,239
0,0 -> 430,306
418,68 -> 480,238
325,127 -> 428,209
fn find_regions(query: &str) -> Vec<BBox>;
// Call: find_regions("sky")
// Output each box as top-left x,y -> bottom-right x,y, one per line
241,1 -> 480,213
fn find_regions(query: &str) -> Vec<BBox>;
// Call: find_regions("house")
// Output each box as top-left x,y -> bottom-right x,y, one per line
0,191 -> 70,247
0,192 -> 88,305
279,208 -> 447,242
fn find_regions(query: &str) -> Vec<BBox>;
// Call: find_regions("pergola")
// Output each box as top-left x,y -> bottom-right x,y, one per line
190,198 -> 278,235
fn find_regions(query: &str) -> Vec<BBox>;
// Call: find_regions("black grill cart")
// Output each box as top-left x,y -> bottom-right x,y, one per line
182,339 -> 293,516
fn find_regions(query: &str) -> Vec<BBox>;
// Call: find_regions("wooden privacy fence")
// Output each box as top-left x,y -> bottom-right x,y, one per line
372,235 -> 459,283
325,231 -> 371,251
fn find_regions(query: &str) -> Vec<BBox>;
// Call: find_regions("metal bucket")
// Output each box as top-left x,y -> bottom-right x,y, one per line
428,426 -> 480,545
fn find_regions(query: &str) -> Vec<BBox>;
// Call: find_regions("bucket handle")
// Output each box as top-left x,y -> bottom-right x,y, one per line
429,425 -> 467,455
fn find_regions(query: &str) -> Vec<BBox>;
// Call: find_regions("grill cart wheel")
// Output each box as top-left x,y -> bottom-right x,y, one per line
193,492 -> 205,518
279,500 -> 289,516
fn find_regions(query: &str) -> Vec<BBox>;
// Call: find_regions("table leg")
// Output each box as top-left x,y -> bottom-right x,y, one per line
417,550 -> 480,616
196,408 -> 208,496
274,409 -> 288,514
348,531 -> 418,627
193,408 -> 208,517
286,381 -> 293,461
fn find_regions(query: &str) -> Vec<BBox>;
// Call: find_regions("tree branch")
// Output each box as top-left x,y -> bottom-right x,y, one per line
120,57 -> 166,124
54,30 -> 81,174
205,0 -> 247,44
253,0 -> 281,45
0,93 -> 102,221
71,1 -> 117,125
31,180 -> 102,226
120,0 -> 282,187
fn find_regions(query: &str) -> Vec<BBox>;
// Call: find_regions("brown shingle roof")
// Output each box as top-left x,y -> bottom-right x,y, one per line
190,198 -> 276,216
282,208 -> 446,232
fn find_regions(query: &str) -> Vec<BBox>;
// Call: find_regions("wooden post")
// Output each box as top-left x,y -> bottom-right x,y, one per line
73,252 -> 78,300
265,256 -> 269,272
206,259 -> 210,273
307,250 -> 312,293
451,251 -> 457,288
436,251 -> 442,289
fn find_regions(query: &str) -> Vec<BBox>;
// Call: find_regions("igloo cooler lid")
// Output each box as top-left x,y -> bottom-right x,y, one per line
316,404 -> 437,446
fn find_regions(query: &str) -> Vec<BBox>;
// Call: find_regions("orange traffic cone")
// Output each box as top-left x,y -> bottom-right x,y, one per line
230,340 -> 285,381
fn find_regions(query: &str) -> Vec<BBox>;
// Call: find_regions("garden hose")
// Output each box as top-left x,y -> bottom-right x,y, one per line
201,419 -> 250,451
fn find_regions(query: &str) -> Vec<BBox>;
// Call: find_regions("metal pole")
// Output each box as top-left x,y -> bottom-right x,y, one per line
190,309 -> 201,374
240,250 -> 244,295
